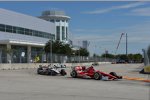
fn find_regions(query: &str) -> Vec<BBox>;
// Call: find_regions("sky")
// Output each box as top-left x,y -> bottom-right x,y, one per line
0,1 -> 150,55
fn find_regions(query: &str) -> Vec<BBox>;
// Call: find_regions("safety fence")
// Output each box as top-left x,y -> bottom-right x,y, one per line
46,53 -> 114,63
0,52 -> 114,63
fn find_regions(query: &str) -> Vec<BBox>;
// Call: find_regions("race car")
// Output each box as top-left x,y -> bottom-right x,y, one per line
70,66 -> 122,80
54,63 -> 67,68
37,64 -> 67,76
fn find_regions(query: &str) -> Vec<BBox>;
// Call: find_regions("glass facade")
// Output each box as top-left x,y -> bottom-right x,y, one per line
31,47 -> 43,63
11,45 -> 27,63
0,45 -> 46,63
0,24 -> 55,40
0,45 -> 7,63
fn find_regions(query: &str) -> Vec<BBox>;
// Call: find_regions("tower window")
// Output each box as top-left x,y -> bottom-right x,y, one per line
50,20 -> 54,23
56,20 -> 60,22
62,26 -> 65,40
56,26 -> 60,40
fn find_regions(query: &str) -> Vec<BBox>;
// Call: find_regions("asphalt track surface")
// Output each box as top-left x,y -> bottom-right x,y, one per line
0,64 -> 149,100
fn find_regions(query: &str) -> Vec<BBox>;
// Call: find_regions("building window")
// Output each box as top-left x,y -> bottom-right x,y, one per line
13,27 -> 17,33
29,30 -> 33,35
32,30 -> 38,37
17,27 -> 24,34
0,23 -> 55,40
62,26 -> 65,40
25,29 -> 30,35
0,45 -> 7,63
56,26 -> 60,40
31,47 -> 43,63
0,24 -> 5,32
11,45 -> 27,63
6,25 -> 13,33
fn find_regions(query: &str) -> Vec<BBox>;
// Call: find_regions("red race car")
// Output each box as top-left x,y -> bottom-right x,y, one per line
70,66 -> 122,80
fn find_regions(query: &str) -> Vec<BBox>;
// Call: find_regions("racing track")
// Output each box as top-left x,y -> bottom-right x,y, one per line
0,64 -> 149,100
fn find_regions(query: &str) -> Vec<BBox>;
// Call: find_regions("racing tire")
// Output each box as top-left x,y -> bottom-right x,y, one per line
37,68 -> 40,74
109,72 -> 117,76
70,70 -> 77,78
37,68 -> 43,74
109,72 -> 122,79
60,69 -> 67,76
94,72 -> 102,80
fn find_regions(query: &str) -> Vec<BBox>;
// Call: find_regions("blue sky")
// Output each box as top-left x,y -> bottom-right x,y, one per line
0,1 -> 150,55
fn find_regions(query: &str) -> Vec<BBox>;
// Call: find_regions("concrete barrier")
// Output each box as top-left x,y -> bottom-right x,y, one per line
0,62 -> 111,70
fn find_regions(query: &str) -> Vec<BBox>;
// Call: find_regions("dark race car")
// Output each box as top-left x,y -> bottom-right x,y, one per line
70,66 -> 122,80
37,64 -> 67,76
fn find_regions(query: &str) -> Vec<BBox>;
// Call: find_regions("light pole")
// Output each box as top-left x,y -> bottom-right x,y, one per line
105,49 -> 107,62
99,46 -> 101,62
78,41 -> 80,63
94,45 -> 97,62
126,33 -> 128,57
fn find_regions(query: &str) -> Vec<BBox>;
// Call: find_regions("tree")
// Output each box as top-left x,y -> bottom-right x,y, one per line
60,44 -> 72,56
44,40 -> 54,53
101,53 -> 114,58
75,48 -> 89,56
133,53 -> 142,62
44,40 -> 72,55
100,53 -> 143,63
128,54 -> 134,61
79,48 -> 89,56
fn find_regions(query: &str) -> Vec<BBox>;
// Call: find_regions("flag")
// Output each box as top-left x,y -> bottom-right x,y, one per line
34,56 -> 40,62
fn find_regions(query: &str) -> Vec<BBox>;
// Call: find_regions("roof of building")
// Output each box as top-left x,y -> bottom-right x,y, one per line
39,10 -> 70,20
0,8 -> 55,34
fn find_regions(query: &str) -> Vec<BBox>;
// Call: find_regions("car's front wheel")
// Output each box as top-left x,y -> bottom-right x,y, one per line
94,72 -> 102,80
109,72 -> 122,79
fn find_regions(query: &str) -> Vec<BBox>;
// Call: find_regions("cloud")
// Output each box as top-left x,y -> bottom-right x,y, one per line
72,25 -> 150,54
83,2 -> 146,14
128,7 -> 150,16
71,21 -> 150,44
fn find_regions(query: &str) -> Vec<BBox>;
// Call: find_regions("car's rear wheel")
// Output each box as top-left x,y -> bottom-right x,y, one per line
70,70 -> 77,78
94,72 -> 102,80
37,68 -> 41,74
60,69 -> 67,76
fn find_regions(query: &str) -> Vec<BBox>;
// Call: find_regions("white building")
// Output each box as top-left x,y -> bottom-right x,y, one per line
0,8 -> 70,63
39,10 -> 70,43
